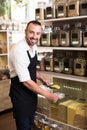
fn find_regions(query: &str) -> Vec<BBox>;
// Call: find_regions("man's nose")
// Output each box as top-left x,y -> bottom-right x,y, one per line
33,33 -> 37,38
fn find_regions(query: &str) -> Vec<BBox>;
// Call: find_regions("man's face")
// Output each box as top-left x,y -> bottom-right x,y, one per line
25,23 -> 42,46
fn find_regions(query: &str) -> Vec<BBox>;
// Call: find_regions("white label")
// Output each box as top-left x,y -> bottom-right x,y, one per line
47,14 -> 52,17
64,68 -> 69,71
58,13 -> 64,16
72,41 -> 79,44
61,41 -> 66,44
84,42 -> 87,45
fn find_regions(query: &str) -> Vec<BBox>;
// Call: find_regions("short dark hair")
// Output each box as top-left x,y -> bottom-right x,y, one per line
26,20 -> 41,29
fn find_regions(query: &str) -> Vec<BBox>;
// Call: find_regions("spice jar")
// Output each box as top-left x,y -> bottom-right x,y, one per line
55,0 -> 67,18
79,0 -> 87,16
67,0 -> 80,17
74,52 -> 87,76
35,2 -> 46,20
71,23 -> 83,47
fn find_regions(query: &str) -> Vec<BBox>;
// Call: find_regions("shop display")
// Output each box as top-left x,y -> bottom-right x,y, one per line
0,0 -> 87,129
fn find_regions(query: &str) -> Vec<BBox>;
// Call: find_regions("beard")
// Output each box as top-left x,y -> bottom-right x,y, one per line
26,37 -> 38,46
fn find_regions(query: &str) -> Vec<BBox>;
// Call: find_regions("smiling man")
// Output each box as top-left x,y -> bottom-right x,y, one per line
9,20 -> 59,130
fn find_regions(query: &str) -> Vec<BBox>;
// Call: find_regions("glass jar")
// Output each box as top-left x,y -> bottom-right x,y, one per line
83,26 -> 87,47
74,52 -> 87,76
55,0 -> 67,18
45,52 -> 53,72
71,23 -> 83,47
79,0 -> 87,16
37,53 -> 45,71
51,27 -> 60,47
67,0 -> 80,17
59,24 -> 70,47
35,2 -> 46,20
62,58 -> 73,74
41,26 -> 52,46
45,0 -> 55,19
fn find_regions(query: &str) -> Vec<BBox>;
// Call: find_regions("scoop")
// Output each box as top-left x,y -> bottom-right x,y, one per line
49,83 -> 61,89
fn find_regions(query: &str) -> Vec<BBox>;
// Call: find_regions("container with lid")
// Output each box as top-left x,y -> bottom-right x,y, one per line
59,24 -> 70,47
53,57 -> 64,73
51,26 -> 60,47
67,0 -> 80,17
62,58 -> 73,74
62,51 -> 73,74
83,25 -> 87,47
74,52 -> 87,76
35,2 -> 46,20
37,53 -> 45,71
45,0 -> 55,19
45,52 -> 53,72
71,23 -> 83,47
53,51 -> 65,73
55,0 -> 67,18
41,26 -> 52,46
80,0 -> 87,16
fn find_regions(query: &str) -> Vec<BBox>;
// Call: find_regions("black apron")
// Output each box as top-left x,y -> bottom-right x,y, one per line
9,51 -> 37,119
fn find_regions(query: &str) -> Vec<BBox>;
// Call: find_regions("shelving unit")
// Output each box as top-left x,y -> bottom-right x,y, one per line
0,28 -> 25,112
36,15 -> 87,130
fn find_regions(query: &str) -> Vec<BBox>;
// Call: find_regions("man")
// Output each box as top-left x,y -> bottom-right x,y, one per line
9,20 -> 59,130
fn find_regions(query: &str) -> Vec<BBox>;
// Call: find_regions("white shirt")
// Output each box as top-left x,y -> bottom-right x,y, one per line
9,38 -> 37,82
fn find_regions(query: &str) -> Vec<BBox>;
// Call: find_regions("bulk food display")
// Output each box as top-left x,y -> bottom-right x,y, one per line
35,0 -> 87,130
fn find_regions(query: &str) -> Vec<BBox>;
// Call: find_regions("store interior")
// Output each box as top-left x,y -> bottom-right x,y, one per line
0,0 -> 87,130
